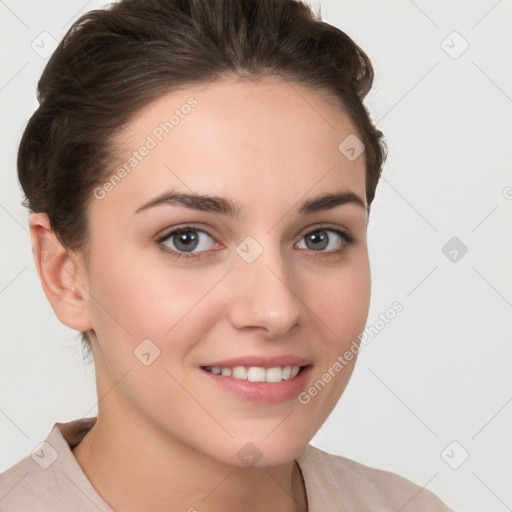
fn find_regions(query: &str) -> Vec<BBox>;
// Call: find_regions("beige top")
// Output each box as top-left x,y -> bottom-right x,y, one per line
0,417 -> 453,511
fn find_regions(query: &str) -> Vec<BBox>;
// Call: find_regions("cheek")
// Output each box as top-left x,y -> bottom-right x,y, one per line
311,258 -> 371,347
86,246 -> 224,353
293,266 -> 370,433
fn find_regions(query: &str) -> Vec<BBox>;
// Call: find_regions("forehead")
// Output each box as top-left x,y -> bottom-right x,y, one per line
98,76 -> 367,215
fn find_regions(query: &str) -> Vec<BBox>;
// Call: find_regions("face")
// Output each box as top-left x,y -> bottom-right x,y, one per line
78,75 -> 371,467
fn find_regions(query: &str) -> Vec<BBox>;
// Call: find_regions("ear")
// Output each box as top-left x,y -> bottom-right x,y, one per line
29,212 -> 93,332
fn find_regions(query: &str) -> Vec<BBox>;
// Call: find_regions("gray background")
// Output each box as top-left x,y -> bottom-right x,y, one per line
1,1 -> 511,511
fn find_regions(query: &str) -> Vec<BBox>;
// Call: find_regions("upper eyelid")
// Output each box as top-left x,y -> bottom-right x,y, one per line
156,224 -> 217,242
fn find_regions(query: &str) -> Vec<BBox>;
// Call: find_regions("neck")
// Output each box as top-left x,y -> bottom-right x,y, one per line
72,394 -> 308,512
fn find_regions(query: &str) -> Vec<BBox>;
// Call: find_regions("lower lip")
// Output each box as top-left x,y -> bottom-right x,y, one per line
200,365 -> 313,404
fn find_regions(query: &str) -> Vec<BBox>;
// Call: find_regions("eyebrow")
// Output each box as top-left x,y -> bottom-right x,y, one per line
134,189 -> 366,217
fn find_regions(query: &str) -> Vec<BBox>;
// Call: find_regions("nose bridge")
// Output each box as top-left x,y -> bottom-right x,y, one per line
228,235 -> 303,336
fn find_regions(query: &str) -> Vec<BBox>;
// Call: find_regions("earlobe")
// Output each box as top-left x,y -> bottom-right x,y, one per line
29,212 -> 93,332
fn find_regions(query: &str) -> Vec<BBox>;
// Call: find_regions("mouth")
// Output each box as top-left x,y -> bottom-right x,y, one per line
199,364 -> 313,403
200,364 -> 311,383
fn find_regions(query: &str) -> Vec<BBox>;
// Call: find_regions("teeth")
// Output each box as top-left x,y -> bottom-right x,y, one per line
205,365 -> 302,382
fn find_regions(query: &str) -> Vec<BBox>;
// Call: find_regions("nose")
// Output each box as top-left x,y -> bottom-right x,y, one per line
227,245 -> 305,338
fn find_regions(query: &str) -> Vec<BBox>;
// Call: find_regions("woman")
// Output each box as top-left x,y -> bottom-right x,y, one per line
0,0 -> 454,510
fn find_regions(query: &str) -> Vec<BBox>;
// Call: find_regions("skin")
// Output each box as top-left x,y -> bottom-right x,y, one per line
29,75 -> 371,512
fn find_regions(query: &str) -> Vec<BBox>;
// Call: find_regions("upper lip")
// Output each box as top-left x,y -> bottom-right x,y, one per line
200,355 -> 313,369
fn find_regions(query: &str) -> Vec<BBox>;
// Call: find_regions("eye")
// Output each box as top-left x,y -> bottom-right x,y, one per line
296,225 -> 355,255
156,226 -> 219,259
156,224 -> 355,260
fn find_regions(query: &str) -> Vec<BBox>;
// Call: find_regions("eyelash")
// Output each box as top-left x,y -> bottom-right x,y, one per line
155,224 -> 356,261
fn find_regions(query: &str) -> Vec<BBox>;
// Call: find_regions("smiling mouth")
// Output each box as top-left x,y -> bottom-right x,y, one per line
200,364 -> 310,383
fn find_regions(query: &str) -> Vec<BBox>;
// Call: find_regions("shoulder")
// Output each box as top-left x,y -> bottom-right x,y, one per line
297,444 -> 454,511
0,451 -> 65,511
0,418 -> 111,512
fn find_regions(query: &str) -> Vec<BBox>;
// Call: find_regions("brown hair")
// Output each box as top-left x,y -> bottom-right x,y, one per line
18,0 -> 387,362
